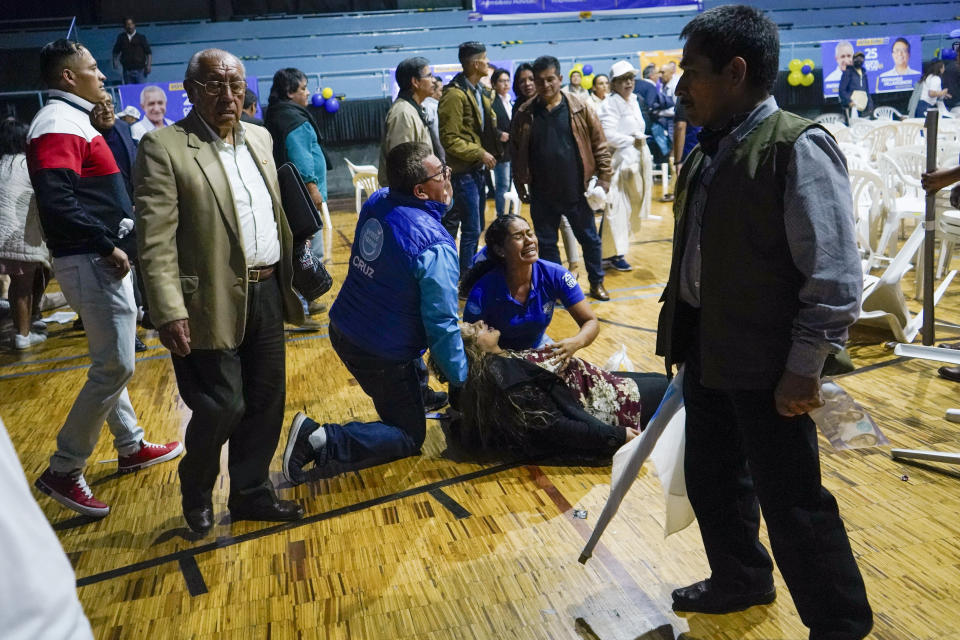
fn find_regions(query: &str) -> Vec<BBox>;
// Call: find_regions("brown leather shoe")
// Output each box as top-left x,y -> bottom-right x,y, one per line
589,282 -> 610,301
938,365 -> 960,382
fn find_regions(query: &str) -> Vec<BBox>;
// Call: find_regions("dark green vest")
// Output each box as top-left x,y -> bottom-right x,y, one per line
656,109 -> 823,389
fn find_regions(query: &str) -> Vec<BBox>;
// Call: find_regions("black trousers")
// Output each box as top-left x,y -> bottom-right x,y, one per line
171,277 -> 286,511
683,335 -> 872,639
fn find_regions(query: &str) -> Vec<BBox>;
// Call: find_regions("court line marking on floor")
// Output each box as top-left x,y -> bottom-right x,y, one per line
177,556 -> 208,597
75,461 -> 522,589
597,318 -> 658,334
428,488 -> 472,519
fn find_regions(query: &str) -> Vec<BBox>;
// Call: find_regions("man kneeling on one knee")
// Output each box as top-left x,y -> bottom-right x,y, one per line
283,141 -> 467,483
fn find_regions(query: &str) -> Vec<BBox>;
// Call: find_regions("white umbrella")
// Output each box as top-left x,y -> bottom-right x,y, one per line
579,366 -> 694,564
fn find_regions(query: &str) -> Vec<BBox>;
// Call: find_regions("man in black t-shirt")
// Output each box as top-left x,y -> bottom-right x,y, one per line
112,17 -> 151,84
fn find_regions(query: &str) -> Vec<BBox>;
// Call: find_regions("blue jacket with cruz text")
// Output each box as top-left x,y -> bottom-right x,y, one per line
330,188 -> 468,385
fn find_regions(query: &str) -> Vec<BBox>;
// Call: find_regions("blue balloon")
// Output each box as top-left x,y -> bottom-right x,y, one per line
801,64 -> 812,75
583,64 -> 593,76
324,97 -> 340,113
311,93 -> 325,108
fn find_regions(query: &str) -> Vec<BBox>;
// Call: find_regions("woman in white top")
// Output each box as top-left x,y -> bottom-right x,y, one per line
597,60 -> 652,272
914,59 -> 951,117
0,120 -> 50,350
589,73 -> 609,111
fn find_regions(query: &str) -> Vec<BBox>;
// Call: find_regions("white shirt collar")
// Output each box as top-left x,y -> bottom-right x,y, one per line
47,89 -> 95,113
197,112 -> 246,148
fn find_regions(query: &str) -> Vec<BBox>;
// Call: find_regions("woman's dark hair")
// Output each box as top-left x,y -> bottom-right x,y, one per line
395,56 -> 430,93
512,62 -> 535,99
679,4 -> 780,92
268,67 -> 307,106
491,67 -> 510,87
429,329 -> 555,454
921,58 -> 945,82
0,119 -> 28,157
458,214 -> 525,298
592,73 -> 610,94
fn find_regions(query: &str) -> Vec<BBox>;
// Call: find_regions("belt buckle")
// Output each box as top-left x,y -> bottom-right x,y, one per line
248,268 -> 260,283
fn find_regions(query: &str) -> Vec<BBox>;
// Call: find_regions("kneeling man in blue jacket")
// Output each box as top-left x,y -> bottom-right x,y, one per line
283,141 -> 467,483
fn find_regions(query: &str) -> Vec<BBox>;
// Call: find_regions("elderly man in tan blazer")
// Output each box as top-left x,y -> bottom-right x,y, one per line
135,48 -> 305,535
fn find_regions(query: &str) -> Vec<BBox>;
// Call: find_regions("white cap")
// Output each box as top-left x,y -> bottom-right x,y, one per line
609,60 -> 638,80
118,105 -> 141,119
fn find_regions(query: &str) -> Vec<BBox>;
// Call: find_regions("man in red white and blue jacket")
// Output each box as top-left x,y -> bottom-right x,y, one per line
27,39 -> 181,519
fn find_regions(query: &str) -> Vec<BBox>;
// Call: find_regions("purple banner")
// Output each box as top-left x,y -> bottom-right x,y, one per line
821,36 -> 921,97
116,77 -> 260,139
475,0 -> 699,17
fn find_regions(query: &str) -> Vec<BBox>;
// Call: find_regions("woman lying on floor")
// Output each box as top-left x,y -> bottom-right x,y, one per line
282,321 -> 668,483
437,320 -> 669,459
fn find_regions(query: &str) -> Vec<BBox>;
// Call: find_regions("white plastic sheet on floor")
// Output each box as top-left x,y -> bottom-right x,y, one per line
579,367 -> 695,564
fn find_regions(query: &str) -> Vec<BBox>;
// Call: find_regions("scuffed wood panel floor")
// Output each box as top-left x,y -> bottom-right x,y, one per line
3,189 -> 960,640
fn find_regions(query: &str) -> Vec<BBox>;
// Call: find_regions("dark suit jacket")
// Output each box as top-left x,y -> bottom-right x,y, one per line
492,94 -> 512,161
103,119 -> 137,201
839,67 -> 873,114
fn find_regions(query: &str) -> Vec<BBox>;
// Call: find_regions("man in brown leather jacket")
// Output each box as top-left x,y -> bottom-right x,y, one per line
512,55 -> 612,300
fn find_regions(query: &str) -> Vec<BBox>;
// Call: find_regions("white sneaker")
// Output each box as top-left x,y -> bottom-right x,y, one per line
13,332 -> 46,350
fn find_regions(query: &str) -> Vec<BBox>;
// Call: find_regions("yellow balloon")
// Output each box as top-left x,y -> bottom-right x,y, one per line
788,58 -> 803,72
801,73 -> 815,86
802,58 -> 815,70
788,71 -> 803,86
322,87 -> 333,99
581,75 -> 594,91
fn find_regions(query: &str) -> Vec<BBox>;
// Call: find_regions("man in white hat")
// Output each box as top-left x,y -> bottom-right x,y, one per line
597,60 -> 650,272
117,105 -> 140,124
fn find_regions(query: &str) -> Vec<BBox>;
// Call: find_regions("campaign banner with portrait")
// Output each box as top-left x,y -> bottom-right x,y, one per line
116,76 -> 261,138
473,0 -> 699,19
821,36 -> 921,97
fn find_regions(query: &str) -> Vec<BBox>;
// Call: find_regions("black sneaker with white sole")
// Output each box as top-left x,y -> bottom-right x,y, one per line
283,412 -> 322,485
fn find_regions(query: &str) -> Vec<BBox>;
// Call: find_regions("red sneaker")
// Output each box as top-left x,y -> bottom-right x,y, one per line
35,468 -> 110,517
117,440 -> 184,473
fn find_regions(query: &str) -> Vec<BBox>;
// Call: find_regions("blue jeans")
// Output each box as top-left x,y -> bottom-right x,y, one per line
122,68 -> 147,84
313,324 -> 423,473
442,168 -> 485,275
494,161 -> 512,217
530,195 -> 604,285
50,254 -> 144,472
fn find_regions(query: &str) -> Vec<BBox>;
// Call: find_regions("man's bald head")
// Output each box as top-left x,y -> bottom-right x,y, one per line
185,48 -> 245,84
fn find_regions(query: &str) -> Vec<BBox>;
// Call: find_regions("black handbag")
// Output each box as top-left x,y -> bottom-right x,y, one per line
276,162 -> 333,301
277,162 -> 322,243
291,240 -> 333,302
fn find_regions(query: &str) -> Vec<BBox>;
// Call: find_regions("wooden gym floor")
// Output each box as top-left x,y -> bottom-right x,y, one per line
2,188 -> 960,640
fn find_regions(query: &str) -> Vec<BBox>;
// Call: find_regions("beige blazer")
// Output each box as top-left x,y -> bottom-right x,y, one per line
134,108 -> 304,350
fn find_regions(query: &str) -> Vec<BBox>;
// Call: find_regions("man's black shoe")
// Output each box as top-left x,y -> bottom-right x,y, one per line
671,579 -> 776,614
424,389 -> 449,412
230,499 -> 304,523
938,365 -> 960,382
184,504 -> 214,534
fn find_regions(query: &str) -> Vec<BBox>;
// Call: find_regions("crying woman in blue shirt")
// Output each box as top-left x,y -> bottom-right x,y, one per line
461,214 -> 598,364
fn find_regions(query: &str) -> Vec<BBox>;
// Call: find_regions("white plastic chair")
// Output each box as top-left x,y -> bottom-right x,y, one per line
861,124 -> 898,163
893,121 -> 924,147
814,112 -> 844,125
839,142 -> 871,172
875,151 -> 925,260
849,119 -> 882,141
937,209 -> 960,278
856,225 -> 926,342
503,187 -> 521,216
873,106 -> 903,121
345,158 -> 380,215
848,169 -> 887,271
